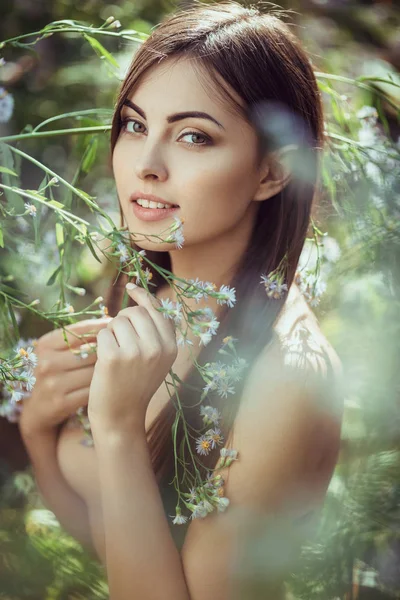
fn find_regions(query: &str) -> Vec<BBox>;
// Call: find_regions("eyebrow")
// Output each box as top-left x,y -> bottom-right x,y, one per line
121,99 -> 225,130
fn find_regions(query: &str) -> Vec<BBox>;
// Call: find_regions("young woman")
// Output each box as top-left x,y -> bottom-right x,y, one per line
19,2 -> 344,598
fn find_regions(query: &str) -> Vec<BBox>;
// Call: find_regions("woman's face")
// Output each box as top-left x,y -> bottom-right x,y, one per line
112,57 -> 264,252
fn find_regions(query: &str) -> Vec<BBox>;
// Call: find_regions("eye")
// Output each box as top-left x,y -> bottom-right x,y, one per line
120,118 -> 145,135
179,131 -> 211,148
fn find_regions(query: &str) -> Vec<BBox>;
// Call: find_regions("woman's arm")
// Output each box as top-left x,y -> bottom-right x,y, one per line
91,426 -> 190,600
20,425 -> 95,553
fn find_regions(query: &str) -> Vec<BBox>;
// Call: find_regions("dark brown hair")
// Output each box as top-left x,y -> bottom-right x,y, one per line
106,1 -> 324,496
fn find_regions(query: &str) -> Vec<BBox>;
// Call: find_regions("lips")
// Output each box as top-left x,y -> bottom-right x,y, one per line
129,192 -> 179,208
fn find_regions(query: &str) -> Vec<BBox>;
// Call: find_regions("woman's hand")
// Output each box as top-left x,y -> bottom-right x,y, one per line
87,284 -> 178,435
19,317 -> 112,438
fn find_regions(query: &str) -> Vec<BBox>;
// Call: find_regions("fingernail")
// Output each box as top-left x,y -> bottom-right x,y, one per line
126,282 -> 137,290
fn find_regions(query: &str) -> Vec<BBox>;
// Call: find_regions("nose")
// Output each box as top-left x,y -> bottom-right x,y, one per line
134,141 -> 168,182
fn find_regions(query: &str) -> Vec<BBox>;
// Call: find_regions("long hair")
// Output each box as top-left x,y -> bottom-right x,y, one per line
106,1 -> 325,496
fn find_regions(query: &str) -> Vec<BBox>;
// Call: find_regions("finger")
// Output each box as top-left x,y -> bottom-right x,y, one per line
65,386 -> 91,412
59,365 -> 96,395
34,343 -> 98,376
124,283 -> 177,347
39,318 -> 113,351
110,313 -> 162,354
96,328 -> 118,361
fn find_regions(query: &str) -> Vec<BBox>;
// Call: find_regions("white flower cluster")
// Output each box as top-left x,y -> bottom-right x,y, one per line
0,338 -> 38,422
170,448 -> 239,524
157,279 -> 236,347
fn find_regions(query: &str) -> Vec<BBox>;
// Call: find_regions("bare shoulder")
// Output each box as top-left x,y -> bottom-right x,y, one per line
219,282 -> 344,504
270,282 -> 344,416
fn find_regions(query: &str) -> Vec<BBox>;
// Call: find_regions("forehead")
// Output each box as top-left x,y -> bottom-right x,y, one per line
124,57 -> 245,121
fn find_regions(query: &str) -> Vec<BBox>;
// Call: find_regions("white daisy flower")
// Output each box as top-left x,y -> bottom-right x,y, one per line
24,202 -> 37,217
216,379 -> 235,399
198,331 -> 213,346
200,405 -> 221,426
190,502 -> 208,519
217,497 -> 230,513
20,371 -> 36,392
217,284 -> 237,308
18,346 -> 38,369
205,427 -> 224,450
117,242 -> 130,263
260,274 -> 288,299
196,434 -> 212,456
170,507 -> 188,525
172,228 -> 185,249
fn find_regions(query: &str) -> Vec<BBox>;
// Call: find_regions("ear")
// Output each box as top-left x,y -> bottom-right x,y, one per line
253,144 -> 298,202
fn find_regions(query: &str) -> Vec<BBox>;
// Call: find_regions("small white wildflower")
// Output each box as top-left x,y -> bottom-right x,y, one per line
172,228 -> 185,249
196,434 -> 212,456
64,303 -> 75,314
190,502 -> 208,519
220,335 -> 238,350
20,370 -> 36,392
198,331 -> 213,346
220,448 -> 238,460
205,427 -> 224,450
217,284 -> 236,308
0,399 -> 22,423
216,379 -> 235,399
0,87 -> 14,123
24,202 -> 37,217
49,176 -> 59,185
117,242 -> 130,264
159,298 -> 183,325
99,303 -> 109,317
18,346 -> 38,369
186,487 -> 198,503
217,497 -> 230,513
176,333 -> 194,348
260,274 -> 288,299
200,405 -> 221,426
170,507 -> 188,525
203,499 -> 215,514
111,20 -> 121,29
10,390 -> 23,403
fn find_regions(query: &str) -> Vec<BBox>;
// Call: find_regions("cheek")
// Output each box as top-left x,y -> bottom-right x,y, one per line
182,151 -> 255,217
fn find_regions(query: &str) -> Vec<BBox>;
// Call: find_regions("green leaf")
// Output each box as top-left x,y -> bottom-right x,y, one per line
81,136 -> 99,173
85,236 -> 102,264
0,166 -> 17,177
83,34 -> 120,69
46,265 -> 62,286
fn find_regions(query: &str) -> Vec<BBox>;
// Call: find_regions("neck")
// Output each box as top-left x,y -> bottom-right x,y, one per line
157,203 -> 258,318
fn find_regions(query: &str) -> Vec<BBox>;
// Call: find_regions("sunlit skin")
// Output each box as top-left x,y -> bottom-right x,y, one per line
112,57 -> 290,317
